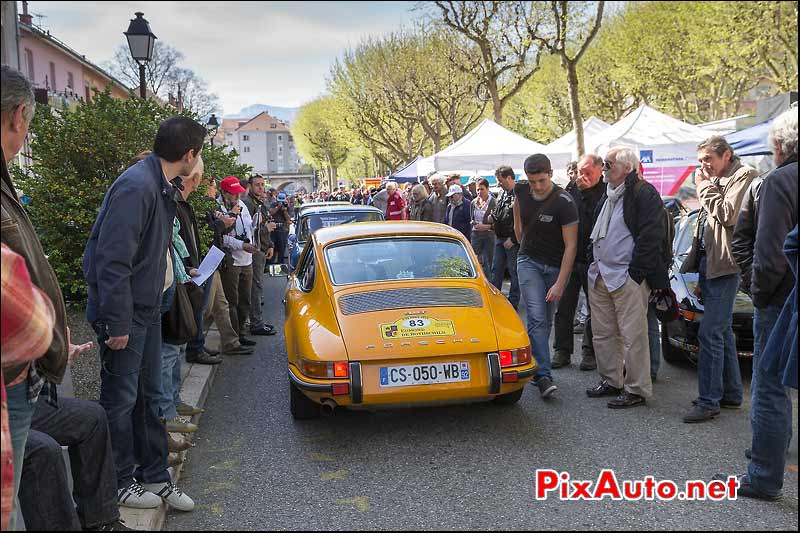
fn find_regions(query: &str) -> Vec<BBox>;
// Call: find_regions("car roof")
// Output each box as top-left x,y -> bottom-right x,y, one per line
313,221 -> 466,247
298,204 -> 383,217
298,201 -> 351,211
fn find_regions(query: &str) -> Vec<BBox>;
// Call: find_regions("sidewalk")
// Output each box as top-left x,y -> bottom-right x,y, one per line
119,327 -> 222,530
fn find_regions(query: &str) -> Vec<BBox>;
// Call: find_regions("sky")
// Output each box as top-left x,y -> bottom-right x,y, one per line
20,1 -> 420,115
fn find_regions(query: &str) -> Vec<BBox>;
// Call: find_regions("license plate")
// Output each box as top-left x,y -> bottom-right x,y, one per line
379,362 -> 470,388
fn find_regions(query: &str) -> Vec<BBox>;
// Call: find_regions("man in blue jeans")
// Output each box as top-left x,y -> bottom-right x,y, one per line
680,136 -> 758,423
513,155 -> 578,399
84,117 -> 204,511
488,166 -> 520,309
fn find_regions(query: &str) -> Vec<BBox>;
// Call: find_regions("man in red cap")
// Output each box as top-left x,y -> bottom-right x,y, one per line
217,176 -> 260,347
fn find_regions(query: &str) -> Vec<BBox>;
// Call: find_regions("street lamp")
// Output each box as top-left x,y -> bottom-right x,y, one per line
207,114 -> 219,145
124,12 -> 157,99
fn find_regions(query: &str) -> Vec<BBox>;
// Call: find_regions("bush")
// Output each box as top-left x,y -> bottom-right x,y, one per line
12,88 -> 249,302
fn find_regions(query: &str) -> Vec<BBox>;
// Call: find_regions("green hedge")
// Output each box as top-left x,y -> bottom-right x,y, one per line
12,88 -> 250,303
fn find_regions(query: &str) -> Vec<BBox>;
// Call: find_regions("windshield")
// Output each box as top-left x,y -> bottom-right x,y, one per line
325,237 -> 476,285
673,212 -> 697,268
299,211 -> 384,241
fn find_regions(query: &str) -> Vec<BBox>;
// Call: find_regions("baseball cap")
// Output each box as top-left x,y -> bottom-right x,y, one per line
220,176 -> 246,195
466,176 -> 478,185
277,192 -> 287,202
446,184 -> 463,197
523,154 -> 552,175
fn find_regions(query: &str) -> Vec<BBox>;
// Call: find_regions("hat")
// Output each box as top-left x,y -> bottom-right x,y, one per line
277,192 -> 287,202
220,176 -> 246,194
446,184 -> 463,197
466,176 -> 478,185
523,154 -> 552,175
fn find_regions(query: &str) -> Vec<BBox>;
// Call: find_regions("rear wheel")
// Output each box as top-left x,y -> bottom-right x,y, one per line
661,327 -> 690,366
290,381 -> 321,419
492,388 -> 524,405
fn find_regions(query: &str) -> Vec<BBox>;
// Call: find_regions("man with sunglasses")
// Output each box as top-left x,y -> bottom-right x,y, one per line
585,147 -> 667,409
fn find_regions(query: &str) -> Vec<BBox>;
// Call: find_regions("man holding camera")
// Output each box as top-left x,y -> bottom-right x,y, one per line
269,192 -> 292,265
242,175 -> 277,337
217,176 -> 258,347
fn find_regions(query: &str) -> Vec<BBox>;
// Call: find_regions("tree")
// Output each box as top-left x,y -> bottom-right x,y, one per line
536,1 -> 605,156
11,88 -> 243,301
430,1 -> 549,124
291,97 -> 350,191
106,42 -> 220,116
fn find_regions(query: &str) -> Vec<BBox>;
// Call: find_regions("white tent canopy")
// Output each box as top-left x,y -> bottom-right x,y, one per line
419,118 -> 572,180
585,104 -> 709,153
546,116 -> 611,156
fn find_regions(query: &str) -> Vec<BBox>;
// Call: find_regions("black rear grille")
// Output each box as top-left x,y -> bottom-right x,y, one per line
339,287 -> 483,315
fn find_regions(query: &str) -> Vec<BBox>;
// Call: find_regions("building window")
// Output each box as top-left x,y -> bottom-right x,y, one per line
278,135 -> 282,141
244,147 -> 250,153
270,123 -> 277,129
243,134 -> 250,141
49,62 -> 56,91
67,72 -> 74,90
85,82 -> 91,102
25,49 -> 34,81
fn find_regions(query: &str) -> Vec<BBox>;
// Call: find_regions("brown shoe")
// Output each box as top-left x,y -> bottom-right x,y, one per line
579,353 -> 597,371
551,351 -> 571,369
166,431 -> 193,453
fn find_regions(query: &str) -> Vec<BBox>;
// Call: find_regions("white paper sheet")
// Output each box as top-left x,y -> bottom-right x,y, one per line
191,245 -> 226,286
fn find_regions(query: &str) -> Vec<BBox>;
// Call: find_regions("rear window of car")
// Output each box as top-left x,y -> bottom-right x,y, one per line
324,237 -> 476,285
299,211 -> 384,241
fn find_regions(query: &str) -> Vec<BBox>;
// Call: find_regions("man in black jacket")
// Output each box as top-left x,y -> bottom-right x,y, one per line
488,166 -> 520,308
585,146 -> 667,409
552,154 -> 605,370
83,116 -> 203,511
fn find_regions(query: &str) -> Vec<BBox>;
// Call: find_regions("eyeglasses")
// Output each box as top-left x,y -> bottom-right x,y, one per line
602,159 -> 616,171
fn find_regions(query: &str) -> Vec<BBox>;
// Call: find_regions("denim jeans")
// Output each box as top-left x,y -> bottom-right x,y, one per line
517,254 -> 560,383
271,231 -> 289,264
751,304 -> 792,451
491,239 -> 520,308
158,342 -> 185,420
187,277 -> 213,354
648,303 -> 661,378
470,231 -> 495,279
6,378 -> 36,531
696,273 -> 743,410
748,361 -> 793,497
97,308 -> 170,490
19,397 -> 119,530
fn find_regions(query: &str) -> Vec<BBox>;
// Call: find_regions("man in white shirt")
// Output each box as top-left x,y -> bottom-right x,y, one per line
217,176 -> 259,347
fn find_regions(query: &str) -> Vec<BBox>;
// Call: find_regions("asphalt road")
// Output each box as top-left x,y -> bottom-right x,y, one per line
167,275 -> 798,531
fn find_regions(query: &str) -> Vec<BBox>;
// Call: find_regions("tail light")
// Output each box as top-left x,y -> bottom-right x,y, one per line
498,346 -> 532,368
301,358 -> 350,379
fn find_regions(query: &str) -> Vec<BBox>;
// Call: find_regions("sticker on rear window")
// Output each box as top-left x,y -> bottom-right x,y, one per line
380,317 -> 456,339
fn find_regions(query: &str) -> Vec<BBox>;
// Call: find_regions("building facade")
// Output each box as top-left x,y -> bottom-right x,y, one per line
219,112 -> 302,174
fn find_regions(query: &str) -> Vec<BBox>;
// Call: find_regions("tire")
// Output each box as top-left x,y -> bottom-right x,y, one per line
492,388 -> 524,405
661,326 -> 690,366
290,381 -> 321,419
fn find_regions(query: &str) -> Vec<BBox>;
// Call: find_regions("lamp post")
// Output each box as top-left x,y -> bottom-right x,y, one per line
124,12 -> 157,99
207,114 -> 219,145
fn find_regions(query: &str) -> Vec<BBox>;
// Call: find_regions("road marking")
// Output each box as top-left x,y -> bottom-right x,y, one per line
210,502 -> 224,516
203,480 -> 237,493
321,469 -> 349,481
336,496 -> 370,512
209,459 -> 240,471
309,452 -> 335,462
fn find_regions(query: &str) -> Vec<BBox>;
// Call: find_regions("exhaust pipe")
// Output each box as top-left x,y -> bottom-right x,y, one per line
320,399 -> 337,416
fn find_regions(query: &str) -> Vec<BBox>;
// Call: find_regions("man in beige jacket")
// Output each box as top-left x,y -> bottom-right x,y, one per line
681,136 -> 758,423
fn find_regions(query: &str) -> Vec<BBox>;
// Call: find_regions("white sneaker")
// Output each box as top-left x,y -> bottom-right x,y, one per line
142,480 -> 195,511
117,481 -> 162,509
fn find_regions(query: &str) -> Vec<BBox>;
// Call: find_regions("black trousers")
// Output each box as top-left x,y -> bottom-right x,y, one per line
19,396 -> 119,530
553,265 -> 594,357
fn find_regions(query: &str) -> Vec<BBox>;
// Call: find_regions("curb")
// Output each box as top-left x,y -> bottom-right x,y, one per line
119,330 -> 222,530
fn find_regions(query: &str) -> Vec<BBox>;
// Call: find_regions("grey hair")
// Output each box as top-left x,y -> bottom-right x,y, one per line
697,135 -> 735,158
610,146 -> 638,173
768,108 -> 798,158
1,66 -> 35,123
385,181 -> 398,190
411,183 -> 427,200
429,175 -> 443,186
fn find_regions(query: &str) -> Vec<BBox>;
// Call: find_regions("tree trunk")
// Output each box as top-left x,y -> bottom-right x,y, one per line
565,60 -> 585,157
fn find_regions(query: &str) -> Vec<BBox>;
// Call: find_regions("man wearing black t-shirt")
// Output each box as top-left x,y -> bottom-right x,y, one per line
513,154 -> 579,399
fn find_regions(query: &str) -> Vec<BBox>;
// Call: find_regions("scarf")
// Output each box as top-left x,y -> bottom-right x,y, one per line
590,182 -> 626,243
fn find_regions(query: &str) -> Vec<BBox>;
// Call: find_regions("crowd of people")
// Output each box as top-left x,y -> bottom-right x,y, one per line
0,62 -> 798,533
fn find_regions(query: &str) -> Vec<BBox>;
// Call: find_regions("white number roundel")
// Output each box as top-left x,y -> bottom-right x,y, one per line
402,318 -> 430,329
